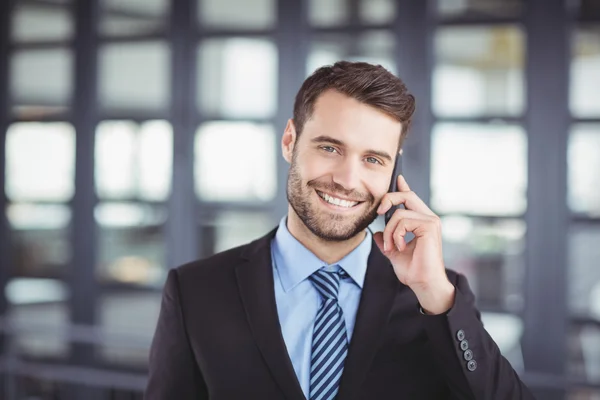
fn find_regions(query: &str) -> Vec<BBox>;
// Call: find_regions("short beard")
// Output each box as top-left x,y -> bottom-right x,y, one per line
286,152 -> 379,242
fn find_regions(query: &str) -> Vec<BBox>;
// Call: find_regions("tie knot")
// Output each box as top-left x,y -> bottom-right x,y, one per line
309,269 -> 347,300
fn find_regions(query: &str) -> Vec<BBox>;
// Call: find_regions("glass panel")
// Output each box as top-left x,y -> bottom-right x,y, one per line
212,211 -> 276,253
10,48 -> 73,113
481,312 -> 524,370
441,216 -> 526,311
98,291 -> 161,366
434,26 -> 524,117
431,123 -> 527,216
194,122 -> 276,202
199,0 -> 275,30
569,324 -> 600,385
12,1 -> 73,42
571,27 -> 600,118
308,0 -> 396,26
6,122 -> 75,202
99,41 -> 170,111
308,31 -> 396,76
100,0 -> 167,36
569,225 -> 600,317
6,287 -> 69,359
95,203 -> 167,287
437,0 -> 523,19
569,124 -> 600,217
197,38 -> 277,118
359,0 -> 396,24
7,204 -> 71,278
95,120 -> 173,201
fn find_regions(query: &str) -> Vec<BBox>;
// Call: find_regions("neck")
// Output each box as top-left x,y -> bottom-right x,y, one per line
286,206 -> 367,265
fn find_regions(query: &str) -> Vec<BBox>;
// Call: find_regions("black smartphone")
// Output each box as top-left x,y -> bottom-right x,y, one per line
384,152 -> 403,225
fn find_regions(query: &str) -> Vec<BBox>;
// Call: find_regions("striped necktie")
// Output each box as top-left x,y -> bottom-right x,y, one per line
308,268 -> 349,400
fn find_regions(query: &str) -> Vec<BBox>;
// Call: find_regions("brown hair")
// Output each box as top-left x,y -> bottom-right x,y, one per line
293,61 -> 416,149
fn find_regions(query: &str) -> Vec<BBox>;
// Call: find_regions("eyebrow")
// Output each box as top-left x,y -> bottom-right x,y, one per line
311,135 -> 394,163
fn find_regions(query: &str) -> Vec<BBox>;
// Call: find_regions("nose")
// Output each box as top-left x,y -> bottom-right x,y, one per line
332,157 -> 362,192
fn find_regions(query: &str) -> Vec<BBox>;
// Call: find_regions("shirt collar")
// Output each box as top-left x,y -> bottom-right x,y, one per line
271,216 -> 372,293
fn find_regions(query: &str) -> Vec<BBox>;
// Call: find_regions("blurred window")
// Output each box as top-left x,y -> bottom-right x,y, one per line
95,203 -> 167,288
571,27 -> 600,117
569,225 -> 600,386
441,215 -> 526,312
194,121 -> 277,202
99,41 -> 170,111
433,26 -> 524,117
199,0 -> 275,30
6,122 -> 75,202
568,124 -> 600,217
569,226 -> 600,318
431,123 -> 527,216
100,0 -> 168,36
12,1 -> 73,42
436,0 -> 523,19
308,0 -> 396,27
212,211 -> 276,253
10,49 -> 73,116
308,31 -> 396,75
6,204 -> 71,279
97,291 -> 161,366
95,120 -> 173,201
197,38 -> 278,119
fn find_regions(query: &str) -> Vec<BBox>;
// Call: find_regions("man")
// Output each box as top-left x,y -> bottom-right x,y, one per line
146,61 -> 534,399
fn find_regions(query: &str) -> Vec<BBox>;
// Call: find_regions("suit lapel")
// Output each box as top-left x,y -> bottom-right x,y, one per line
337,243 -> 401,400
235,229 -> 306,400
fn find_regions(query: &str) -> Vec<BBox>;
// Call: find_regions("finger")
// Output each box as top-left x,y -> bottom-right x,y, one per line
383,209 -> 433,252
377,191 -> 436,217
398,174 -> 410,192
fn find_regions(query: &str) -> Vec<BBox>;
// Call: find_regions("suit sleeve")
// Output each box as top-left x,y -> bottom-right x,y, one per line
145,268 -> 208,399
422,272 -> 536,400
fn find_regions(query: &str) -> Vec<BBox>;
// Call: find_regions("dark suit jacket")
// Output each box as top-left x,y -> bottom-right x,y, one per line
145,227 -> 535,399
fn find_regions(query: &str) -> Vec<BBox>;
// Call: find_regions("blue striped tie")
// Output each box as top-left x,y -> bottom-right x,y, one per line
308,269 -> 349,400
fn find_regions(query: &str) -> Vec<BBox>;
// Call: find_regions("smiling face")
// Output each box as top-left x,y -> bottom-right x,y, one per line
283,89 -> 402,242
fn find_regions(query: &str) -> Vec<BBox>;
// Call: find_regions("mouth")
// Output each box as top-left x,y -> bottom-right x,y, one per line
315,190 -> 364,209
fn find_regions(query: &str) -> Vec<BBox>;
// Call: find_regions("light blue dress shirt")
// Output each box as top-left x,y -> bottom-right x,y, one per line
271,216 -> 372,398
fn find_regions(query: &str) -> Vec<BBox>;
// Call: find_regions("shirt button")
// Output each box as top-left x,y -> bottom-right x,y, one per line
467,360 -> 477,371
456,330 -> 466,341
463,349 -> 474,361
460,339 -> 469,351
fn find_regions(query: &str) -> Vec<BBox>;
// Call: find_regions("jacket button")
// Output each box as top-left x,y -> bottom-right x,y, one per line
467,360 -> 477,371
464,349 -> 473,361
456,330 -> 465,341
460,339 -> 469,351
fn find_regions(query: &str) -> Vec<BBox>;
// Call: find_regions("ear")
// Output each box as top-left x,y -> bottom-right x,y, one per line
281,119 -> 297,164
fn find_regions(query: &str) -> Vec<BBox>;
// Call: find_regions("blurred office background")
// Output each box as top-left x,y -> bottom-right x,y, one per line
0,0 -> 599,398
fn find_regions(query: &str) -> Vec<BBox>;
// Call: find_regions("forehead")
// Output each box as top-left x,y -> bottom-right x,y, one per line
304,90 -> 401,151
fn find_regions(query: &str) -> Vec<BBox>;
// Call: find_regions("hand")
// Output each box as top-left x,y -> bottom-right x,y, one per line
373,175 -> 455,315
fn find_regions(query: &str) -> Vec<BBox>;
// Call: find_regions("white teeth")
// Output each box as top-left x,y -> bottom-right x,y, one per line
319,191 -> 359,208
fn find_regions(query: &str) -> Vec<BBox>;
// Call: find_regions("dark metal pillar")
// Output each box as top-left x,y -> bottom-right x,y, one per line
394,0 -> 433,204
0,2 -> 13,389
522,0 -> 570,398
166,0 -> 199,266
70,0 -> 101,398
273,0 -> 309,222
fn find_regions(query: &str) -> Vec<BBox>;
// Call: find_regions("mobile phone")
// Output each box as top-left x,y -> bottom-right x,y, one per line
384,151 -> 403,225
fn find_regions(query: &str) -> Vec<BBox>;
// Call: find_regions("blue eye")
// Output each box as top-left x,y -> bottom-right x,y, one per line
321,146 -> 337,153
366,157 -> 382,165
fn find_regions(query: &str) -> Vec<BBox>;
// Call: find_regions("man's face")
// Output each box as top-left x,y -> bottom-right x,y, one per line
284,90 -> 402,242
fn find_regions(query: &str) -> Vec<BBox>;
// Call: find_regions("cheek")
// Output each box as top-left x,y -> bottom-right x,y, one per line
365,173 -> 391,201
297,152 -> 334,180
